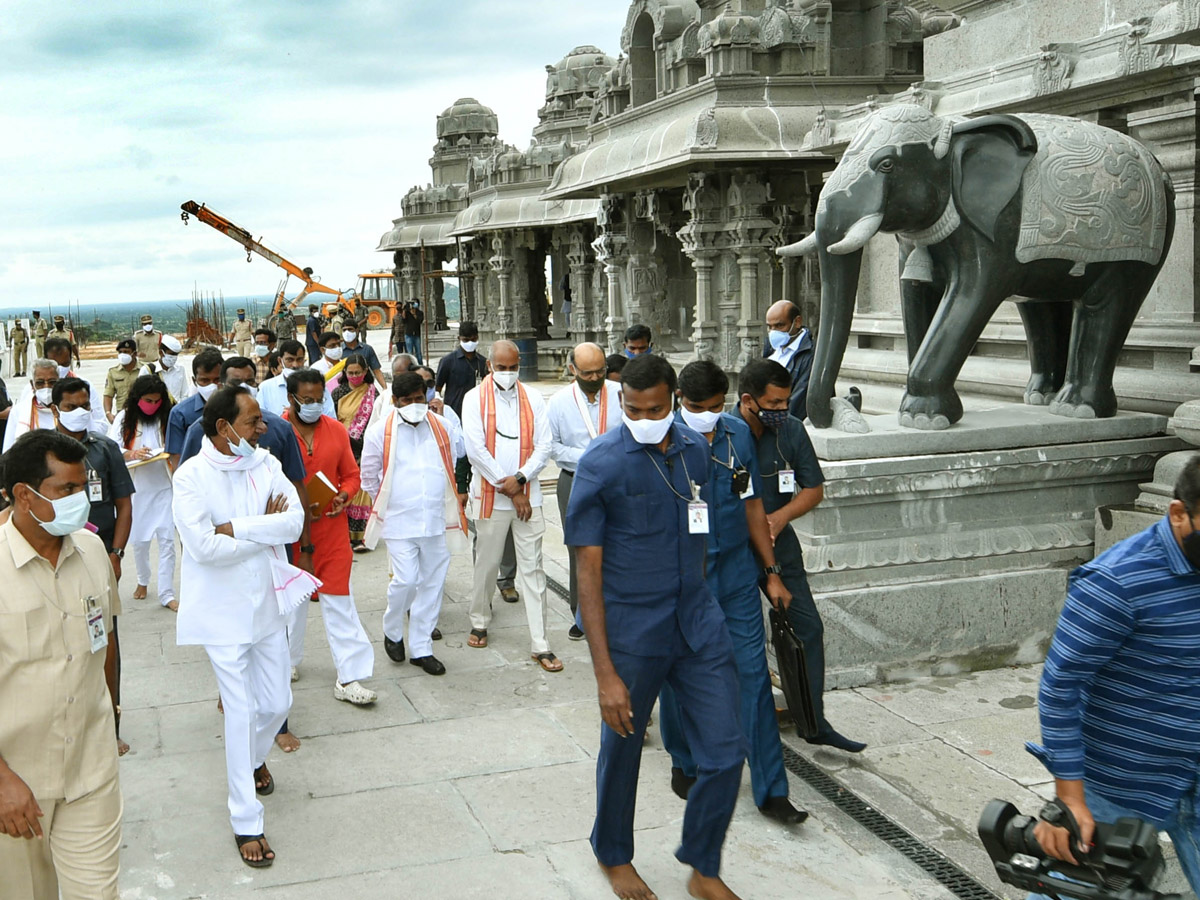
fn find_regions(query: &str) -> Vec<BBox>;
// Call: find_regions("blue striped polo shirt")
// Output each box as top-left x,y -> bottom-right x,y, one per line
1027,517 -> 1200,821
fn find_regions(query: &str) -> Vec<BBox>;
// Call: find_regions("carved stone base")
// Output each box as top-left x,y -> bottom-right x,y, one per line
797,411 -> 1184,684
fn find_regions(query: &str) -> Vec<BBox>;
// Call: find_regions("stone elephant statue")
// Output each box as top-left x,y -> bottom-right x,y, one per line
780,104 -> 1175,430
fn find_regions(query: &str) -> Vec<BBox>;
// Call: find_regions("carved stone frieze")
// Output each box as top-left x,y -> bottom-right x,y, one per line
1118,17 -> 1174,76
1032,44 -> 1077,97
683,107 -> 719,151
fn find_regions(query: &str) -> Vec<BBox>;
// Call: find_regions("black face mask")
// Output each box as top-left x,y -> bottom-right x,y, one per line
576,376 -> 605,395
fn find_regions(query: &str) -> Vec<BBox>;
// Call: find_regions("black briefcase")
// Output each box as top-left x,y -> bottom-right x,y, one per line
769,606 -> 820,739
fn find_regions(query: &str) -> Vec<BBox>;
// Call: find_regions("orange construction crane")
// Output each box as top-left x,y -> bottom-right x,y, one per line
180,200 -> 355,317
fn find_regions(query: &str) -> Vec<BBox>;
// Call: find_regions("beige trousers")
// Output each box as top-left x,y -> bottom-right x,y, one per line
469,507 -> 550,653
0,773 -> 122,900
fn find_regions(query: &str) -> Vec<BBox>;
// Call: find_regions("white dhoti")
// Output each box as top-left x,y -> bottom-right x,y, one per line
469,507 -> 549,653
383,535 -> 450,659
286,589 -> 374,684
203,628 -> 291,835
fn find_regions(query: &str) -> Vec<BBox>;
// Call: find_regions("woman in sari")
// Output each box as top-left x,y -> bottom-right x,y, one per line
331,354 -> 380,551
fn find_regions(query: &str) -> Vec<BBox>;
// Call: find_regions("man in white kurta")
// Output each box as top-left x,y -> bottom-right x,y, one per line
462,341 -> 559,669
360,372 -> 464,676
547,342 -> 623,637
172,385 -> 305,866
139,333 -> 192,403
3,360 -> 59,452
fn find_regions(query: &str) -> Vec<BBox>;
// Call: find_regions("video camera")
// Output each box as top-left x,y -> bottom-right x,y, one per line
978,798 -> 1184,900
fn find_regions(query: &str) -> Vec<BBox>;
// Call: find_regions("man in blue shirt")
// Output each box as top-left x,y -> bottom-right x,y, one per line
736,359 -> 864,753
657,360 -> 806,827
305,305 -> 323,364
622,323 -> 652,359
340,327 -> 383,384
1028,455 -> 1200,895
166,347 -> 224,470
566,353 -> 746,900
258,340 -> 335,420
761,301 -> 813,421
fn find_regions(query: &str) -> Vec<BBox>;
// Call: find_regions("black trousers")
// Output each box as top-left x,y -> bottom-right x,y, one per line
771,526 -> 827,731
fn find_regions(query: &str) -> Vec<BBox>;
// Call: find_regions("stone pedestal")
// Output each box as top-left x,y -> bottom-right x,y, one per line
798,407 -> 1184,685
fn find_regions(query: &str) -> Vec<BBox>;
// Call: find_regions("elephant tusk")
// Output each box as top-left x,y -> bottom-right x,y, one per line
827,214 -> 884,256
776,232 -> 819,257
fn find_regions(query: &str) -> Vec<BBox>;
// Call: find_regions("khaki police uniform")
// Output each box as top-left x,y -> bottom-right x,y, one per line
10,322 -> 28,375
133,330 -> 161,365
230,310 -> 253,357
33,315 -> 49,358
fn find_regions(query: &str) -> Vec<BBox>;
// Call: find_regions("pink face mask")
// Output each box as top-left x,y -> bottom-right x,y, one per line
138,398 -> 162,416
347,374 -> 366,386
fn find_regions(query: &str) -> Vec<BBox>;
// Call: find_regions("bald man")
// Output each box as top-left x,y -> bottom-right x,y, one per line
462,341 -> 560,669
547,343 -> 622,639
763,300 -> 813,420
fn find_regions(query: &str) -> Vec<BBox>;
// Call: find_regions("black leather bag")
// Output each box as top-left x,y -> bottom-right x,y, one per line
770,607 -> 820,739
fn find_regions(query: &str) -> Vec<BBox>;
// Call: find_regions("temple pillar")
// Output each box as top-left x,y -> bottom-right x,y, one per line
736,251 -> 763,370
688,252 -> 719,361
489,234 -> 515,338
592,194 -> 628,353
400,249 -> 421,307
567,224 -> 595,342
469,252 -> 490,331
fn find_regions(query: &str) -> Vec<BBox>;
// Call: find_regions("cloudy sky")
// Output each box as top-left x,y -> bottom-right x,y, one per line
5,2 -> 628,306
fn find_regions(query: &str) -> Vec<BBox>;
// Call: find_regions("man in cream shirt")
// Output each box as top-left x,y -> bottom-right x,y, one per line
172,385 -> 305,868
462,341 -> 560,671
0,430 -> 122,899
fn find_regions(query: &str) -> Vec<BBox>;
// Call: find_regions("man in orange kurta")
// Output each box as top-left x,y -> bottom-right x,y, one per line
282,369 -> 377,706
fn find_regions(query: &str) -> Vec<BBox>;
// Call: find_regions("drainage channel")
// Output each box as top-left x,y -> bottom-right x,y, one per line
546,575 -> 999,899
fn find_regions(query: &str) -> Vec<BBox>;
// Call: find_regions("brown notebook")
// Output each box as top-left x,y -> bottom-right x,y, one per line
305,471 -> 338,518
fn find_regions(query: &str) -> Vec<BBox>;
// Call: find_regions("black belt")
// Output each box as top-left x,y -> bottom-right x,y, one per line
561,469 -> 574,477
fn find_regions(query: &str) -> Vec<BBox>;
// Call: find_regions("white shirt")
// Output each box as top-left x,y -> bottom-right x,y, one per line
360,412 -> 455,540
140,360 -> 192,402
547,381 -> 623,472
258,372 -> 335,419
313,357 -> 335,375
768,329 -> 807,369
173,445 -> 305,646
462,381 -> 551,511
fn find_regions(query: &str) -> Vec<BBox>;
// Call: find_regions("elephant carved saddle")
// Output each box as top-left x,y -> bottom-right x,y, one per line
1016,114 -> 1171,271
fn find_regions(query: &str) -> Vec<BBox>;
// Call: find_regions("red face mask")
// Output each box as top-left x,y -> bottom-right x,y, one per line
347,374 -> 365,386
138,398 -> 162,416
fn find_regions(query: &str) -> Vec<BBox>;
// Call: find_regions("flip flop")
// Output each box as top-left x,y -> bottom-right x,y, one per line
468,629 -> 488,649
532,652 -> 563,673
254,764 -> 274,796
235,834 -> 275,868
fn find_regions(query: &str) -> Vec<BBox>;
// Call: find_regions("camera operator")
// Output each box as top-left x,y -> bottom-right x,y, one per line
1027,454 -> 1200,895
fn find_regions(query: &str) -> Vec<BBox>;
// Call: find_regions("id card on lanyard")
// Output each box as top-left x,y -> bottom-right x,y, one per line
85,596 -> 108,654
87,464 -> 103,502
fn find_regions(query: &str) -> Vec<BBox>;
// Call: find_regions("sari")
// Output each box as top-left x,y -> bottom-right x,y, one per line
332,378 -> 377,542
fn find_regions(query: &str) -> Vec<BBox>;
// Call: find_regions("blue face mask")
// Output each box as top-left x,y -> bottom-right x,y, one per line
26,485 -> 92,536
768,329 -> 795,350
624,346 -> 651,359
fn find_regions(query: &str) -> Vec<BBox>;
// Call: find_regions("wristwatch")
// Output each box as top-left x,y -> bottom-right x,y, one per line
762,564 -> 782,577
111,547 -> 125,559
299,544 -> 316,554
515,472 -> 528,486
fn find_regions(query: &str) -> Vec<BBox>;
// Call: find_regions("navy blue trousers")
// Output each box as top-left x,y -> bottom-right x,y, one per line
659,584 -> 789,807
593,628 -> 745,878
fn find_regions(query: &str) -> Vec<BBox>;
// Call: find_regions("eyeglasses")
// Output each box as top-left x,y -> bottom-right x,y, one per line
33,377 -> 58,388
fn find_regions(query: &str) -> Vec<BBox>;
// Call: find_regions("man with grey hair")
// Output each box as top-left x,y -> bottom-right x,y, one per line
547,342 -> 621,639
2,359 -> 59,452
462,341 -> 559,669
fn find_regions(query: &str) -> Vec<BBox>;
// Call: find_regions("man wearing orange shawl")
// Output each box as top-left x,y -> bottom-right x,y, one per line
461,341 -> 560,671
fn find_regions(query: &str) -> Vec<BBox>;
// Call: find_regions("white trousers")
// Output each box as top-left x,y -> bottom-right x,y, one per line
469,508 -> 549,653
133,530 -> 176,605
204,629 -> 291,835
286,590 -> 374,684
383,535 -> 450,659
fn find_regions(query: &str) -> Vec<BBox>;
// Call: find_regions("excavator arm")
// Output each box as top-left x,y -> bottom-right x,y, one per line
180,201 -> 350,315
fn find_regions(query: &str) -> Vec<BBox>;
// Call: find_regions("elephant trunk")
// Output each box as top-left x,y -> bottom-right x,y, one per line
807,243 -> 864,429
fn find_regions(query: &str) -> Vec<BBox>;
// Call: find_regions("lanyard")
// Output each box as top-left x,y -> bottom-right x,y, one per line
709,430 -> 744,473
758,431 -> 792,478
643,446 -> 699,503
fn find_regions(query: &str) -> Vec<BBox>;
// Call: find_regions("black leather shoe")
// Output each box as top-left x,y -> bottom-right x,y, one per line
410,655 -> 446,676
759,795 -> 809,825
568,624 -> 585,641
806,729 -> 867,754
431,627 -> 442,641
670,766 -> 696,801
384,636 -> 405,663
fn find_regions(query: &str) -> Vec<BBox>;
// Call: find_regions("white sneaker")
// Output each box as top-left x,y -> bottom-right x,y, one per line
334,681 -> 377,705
290,667 -> 299,683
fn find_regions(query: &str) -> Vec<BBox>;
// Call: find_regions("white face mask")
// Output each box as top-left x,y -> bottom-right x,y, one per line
26,485 -> 92,536
161,354 -> 177,369
460,340 -> 479,353
223,424 -> 256,457
398,402 -> 428,425
622,412 -> 673,445
296,401 -> 324,424
680,408 -> 722,434
117,353 -> 134,367
280,367 -> 296,380
142,323 -> 154,333
57,406 -> 92,433
196,382 -> 219,401
230,382 -> 258,400
325,346 -> 343,361
35,387 -> 54,407
254,344 -> 270,358
56,365 -> 70,379
342,330 -> 358,344
493,371 -> 519,391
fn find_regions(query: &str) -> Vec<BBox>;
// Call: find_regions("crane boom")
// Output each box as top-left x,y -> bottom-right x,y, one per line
180,201 -> 346,314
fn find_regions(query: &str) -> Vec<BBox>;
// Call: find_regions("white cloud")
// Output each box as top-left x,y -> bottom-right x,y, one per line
3,1 -> 628,303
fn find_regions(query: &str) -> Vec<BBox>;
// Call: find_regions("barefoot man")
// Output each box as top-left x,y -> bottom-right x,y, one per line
565,353 -> 747,900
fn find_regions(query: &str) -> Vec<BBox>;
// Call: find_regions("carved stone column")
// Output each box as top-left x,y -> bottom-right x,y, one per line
567,224 -> 594,341
592,194 -> 628,353
688,252 -> 719,361
726,170 -> 780,369
678,172 -> 726,362
399,249 -> 421,306
488,234 -> 515,339
469,254 -> 490,330
458,241 -> 476,323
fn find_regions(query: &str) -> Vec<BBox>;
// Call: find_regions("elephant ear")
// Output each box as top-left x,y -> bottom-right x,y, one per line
950,115 -> 1038,243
